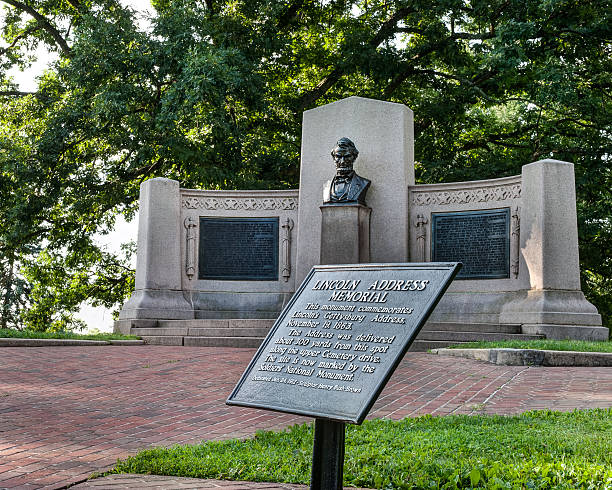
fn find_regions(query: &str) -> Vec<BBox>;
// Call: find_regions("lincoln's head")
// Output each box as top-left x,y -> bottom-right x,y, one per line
331,137 -> 359,177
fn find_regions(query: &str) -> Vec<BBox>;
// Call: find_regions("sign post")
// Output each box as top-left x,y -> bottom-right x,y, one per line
311,418 -> 345,490
227,262 -> 461,488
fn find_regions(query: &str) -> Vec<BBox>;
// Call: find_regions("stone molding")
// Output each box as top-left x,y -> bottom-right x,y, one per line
409,176 -> 521,207
181,191 -> 298,211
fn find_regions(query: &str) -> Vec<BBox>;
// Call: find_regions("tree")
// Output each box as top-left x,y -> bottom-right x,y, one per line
1,0 -> 610,329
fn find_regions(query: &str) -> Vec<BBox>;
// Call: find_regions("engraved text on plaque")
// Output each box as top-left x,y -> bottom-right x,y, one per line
431,209 -> 510,279
198,217 -> 279,281
227,263 -> 460,423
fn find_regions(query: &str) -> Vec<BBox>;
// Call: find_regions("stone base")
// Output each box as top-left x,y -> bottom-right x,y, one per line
118,289 -> 194,320
429,291 -> 517,324
499,289 -> 602,326
113,319 -> 157,334
521,324 -> 609,341
428,289 -> 607,341
189,291 -> 293,319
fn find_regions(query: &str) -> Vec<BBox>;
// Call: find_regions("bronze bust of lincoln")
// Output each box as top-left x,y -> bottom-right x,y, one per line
323,137 -> 371,205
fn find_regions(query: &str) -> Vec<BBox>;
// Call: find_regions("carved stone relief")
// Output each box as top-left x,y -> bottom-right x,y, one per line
184,217 -> 197,280
182,196 -> 298,211
414,214 -> 428,262
281,218 -> 295,282
411,183 -> 521,207
511,205 -> 521,279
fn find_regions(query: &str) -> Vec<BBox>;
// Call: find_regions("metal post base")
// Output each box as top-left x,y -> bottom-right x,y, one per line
310,419 -> 345,490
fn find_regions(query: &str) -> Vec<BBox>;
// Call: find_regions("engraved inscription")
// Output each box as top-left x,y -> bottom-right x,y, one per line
198,217 -> 279,281
432,209 -> 510,279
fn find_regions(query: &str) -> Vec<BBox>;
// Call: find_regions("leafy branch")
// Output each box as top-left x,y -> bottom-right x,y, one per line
1,0 -> 72,56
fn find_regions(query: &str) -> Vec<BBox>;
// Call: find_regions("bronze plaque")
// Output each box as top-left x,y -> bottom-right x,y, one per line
227,263 -> 460,424
198,217 -> 279,281
432,209 -> 510,279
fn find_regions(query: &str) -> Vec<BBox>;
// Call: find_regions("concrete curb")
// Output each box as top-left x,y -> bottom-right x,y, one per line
72,473 -> 368,489
0,338 -> 145,347
109,340 -> 146,345
431,348 -> 612,367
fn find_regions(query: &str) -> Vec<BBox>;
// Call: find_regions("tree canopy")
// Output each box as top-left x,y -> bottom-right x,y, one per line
1,0 -> 610,330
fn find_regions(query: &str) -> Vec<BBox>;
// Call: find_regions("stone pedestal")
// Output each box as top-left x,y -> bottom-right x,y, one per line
320,204 -> 371,265
119,178 -> 193,320
499,159 -> 606,339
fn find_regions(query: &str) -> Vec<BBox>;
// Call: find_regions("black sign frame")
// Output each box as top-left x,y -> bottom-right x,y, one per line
227,262 -> 461,424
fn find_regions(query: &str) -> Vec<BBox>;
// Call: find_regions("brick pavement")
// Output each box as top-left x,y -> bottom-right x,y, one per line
0,346 -> 611,489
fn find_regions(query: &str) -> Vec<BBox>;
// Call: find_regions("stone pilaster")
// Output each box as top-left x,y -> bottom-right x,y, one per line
119,178 -> 193,320
499,160 -> 605,339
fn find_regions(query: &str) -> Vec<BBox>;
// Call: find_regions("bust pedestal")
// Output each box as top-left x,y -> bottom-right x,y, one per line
319,204 -> 371,265
315,202 -> 371,490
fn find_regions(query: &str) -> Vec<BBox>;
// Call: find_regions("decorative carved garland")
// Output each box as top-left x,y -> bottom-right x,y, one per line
410,183 -> 521,206
182,196 -> 298,211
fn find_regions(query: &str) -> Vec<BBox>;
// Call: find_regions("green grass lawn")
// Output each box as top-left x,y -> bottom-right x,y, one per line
113,409 -> 612,489
446,339 -> 612,353
0,328 -> 139,341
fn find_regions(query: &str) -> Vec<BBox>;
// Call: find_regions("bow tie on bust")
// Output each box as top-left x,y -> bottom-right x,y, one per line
335,176 -> 350,184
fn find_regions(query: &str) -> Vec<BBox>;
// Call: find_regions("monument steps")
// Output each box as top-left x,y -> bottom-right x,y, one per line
416,331 -> 544,342
157,319 -> 275,329
138,334 -> 266,347
184,336 -> 264,348
125,319 -> 543,349
187,327 -> 271,337
137,335 -> 184,346
409,340 -> 466,351
126,319 -> 273,347
132,327 -> 271,338
422,322 -> 522,334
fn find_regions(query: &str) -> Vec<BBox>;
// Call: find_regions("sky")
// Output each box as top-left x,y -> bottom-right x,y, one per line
4,0 -> 155,332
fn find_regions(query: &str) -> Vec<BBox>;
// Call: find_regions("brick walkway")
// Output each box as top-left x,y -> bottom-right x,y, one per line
0,346 -> 611,489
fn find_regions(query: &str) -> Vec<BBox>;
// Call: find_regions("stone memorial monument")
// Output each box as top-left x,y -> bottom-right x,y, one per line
116,96 -> 606,345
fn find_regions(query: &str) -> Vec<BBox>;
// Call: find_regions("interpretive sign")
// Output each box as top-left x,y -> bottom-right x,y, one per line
227,262 -> 461,424
198,217 -> 279,281
432,209 -> 510,279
